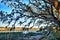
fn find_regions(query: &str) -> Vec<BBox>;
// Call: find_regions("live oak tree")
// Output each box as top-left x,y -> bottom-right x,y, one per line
0,0 -> 60,40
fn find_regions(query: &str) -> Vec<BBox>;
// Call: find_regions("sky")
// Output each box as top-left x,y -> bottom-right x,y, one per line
0,0 -> 29,12
0,0 -> 54,28
0,0 -> 34,27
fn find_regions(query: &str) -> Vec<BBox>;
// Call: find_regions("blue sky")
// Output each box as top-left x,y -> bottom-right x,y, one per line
0,0 -> 53,27
0,3 -> 12,13
0,0 -> 32,27
0,0 -> 29,12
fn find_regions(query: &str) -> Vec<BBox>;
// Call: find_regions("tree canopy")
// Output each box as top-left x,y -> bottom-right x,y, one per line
0,0 -> 60,40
